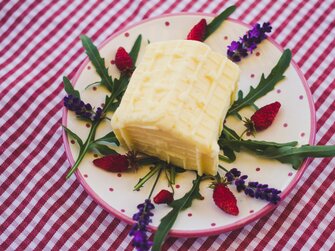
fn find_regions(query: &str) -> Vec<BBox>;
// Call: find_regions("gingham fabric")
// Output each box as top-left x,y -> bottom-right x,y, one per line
1,0 -> 334,250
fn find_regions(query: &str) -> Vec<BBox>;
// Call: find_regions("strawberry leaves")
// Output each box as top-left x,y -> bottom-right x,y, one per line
228,49 -> 291,118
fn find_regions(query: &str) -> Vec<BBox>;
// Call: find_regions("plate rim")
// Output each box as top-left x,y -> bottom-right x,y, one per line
62,12 -> 316,237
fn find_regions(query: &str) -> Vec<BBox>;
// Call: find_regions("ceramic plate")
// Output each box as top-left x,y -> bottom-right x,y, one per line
62,13 -> 315,237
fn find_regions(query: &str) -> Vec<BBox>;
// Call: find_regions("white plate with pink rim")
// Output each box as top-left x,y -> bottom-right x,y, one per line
62,13 -> 315,237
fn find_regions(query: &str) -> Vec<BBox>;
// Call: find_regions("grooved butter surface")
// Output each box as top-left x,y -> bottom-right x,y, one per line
111,40 -> 239,175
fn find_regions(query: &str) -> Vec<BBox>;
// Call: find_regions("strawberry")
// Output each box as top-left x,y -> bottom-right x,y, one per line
212,184 -> 239,216
93,154 -> 129,172
186,18 -> 207,41
153,189 -> 174,204
115,47 -> 134,74
244,101 -> 281,133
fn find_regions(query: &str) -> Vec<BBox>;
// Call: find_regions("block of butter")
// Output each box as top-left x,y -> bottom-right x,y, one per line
111,40 -> 239,175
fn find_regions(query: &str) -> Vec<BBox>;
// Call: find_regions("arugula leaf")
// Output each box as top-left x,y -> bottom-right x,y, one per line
220,147 -> 236,162
205,5 -> 236,40
80,35 -> 114,92
219,138 -> 298,152
227,49 -> 292,117
112,76 -> 130,100
260,145 -> 335,169
218,134 -> 335,169
87,131 -> 119,156
63,126 -> 83,148
63,76 -> 80,99
152,175 -> 202,251
94,131 -> 119,146
88,143 -> 117,155
129,35 -> 142,65
133,164 -> 162,191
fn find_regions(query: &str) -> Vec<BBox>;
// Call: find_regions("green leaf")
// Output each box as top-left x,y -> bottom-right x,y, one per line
129,35 -> 142,65
220,147 -> 236,162
152,175 -> 202,251
63,126 -> 83,148
221,125 -> 240,140
218,133 -> 335,169
219,138 -> 298,152
133,164 -> 161,191
260,144 -> 335,169
112,75 -> 130,99
205,5 -> 236,40
80,35 -> 114,92
227,49 -> 292,117
63,76 -> 80,99
94,131 -> 119,146
88,143 -> 117,155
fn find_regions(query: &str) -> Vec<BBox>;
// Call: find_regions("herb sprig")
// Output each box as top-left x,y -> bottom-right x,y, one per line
63,35 -> 142,178
219,126 -> 335,169
227,49 -> 292,118
204,5 -> 236,40
152,175 -> 204,251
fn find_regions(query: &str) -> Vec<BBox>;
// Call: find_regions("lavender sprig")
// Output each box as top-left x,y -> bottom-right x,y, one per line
130,166 -> 162,251
64,95 -> 103,122
224,167 -> 281,204
130,199 -> 155,251
227,22 -> 272,62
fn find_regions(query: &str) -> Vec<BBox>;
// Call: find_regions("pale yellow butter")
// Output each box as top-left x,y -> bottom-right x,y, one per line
111,40 -> 239,175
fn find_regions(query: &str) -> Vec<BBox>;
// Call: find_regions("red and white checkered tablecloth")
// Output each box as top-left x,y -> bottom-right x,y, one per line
1,0 -> 334,250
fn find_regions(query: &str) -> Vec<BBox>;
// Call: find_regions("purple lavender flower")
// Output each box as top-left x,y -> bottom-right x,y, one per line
227,22 -> 272,62
225,168 -> 281,204
129,199 -> 155,251
64,95 -> 103,122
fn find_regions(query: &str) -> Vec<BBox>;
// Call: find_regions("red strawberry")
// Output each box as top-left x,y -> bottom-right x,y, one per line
186,18 -> 207,41
115,47 -> 133,73
153,189 -> 174,204
93,154 -> 129,172
245,101 -> 281,133
213,184 -> 239,216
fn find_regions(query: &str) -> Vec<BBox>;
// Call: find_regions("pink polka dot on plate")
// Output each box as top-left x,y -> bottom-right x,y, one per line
124,32 -> 129,37
224,35 -> 228,40
250,73 -> 255,78
283,123 -> 288,128
70,140 -> 75,144
249,210 -> 254,213
93,86 -> 97,91
111,60 -> 115,65
93,154 -> 98,158
165,21 -> 170,26
211,223 -> 216,227
117,173 -> 122,177
86,123 -> 91,128
187,213 -> 192,217
121,209 -> 125,213
175,184 -> 180,189
299,95 -> 304,100
83,174 -> 88,178
276,89 -> 281,94
300,132 -> 305,137
288,172 -> 293,176
256,52 -> 260,56
87,65 -> 91,70
109,187 -> 114,192
256,167 -> 260,172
